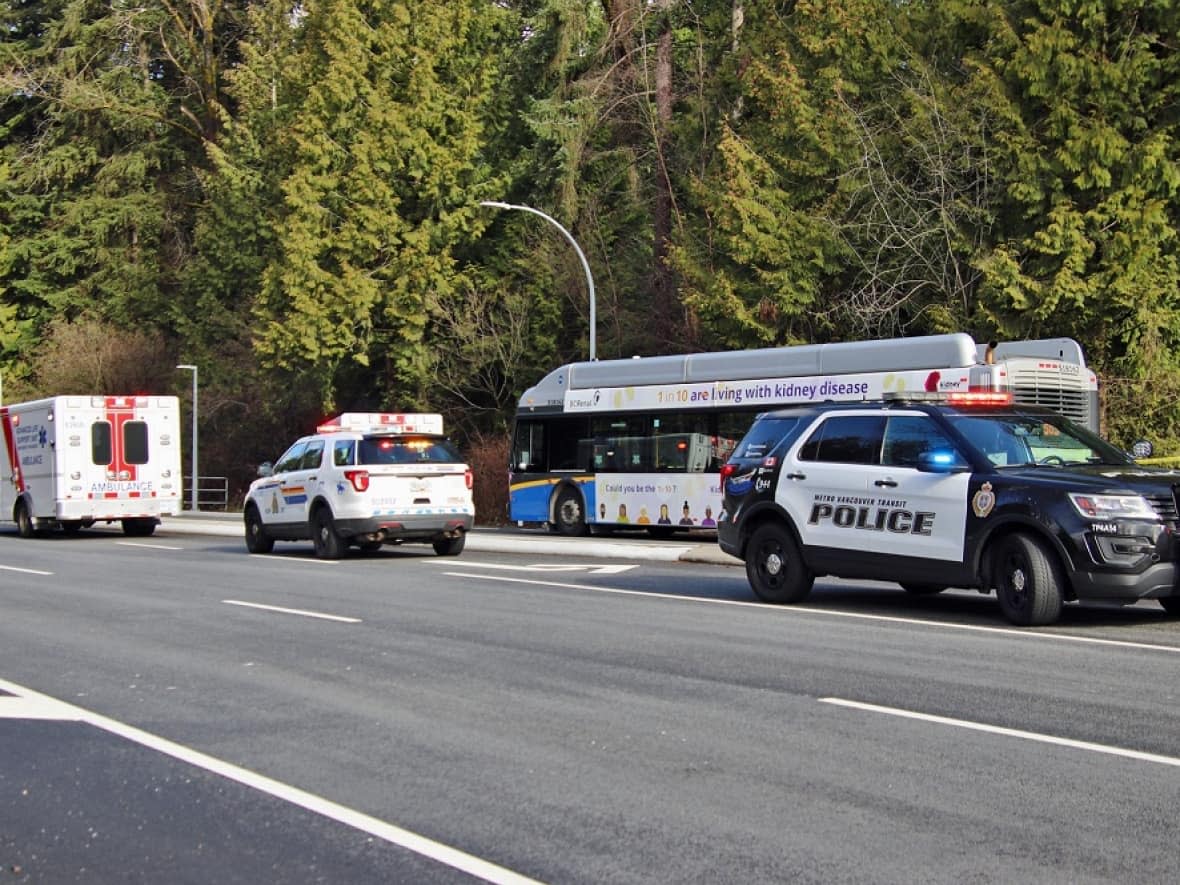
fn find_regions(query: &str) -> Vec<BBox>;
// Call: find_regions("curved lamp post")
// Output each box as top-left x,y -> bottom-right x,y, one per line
480,200 -> 597,361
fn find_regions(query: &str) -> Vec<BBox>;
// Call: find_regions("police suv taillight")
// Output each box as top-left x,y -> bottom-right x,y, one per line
718,463 -> 737,482
344,469 -> 370,492
465,469 -> 473,490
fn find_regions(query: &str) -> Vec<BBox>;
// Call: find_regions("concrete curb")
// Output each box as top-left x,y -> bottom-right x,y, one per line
158,515 -> 741,567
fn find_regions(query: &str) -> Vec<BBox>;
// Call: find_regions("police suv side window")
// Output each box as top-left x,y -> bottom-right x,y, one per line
334,440 -> 355,467
797,415 -> 885,464
881,416 -> 962,468
273,442 -> 308,474
299,440 -> 325,470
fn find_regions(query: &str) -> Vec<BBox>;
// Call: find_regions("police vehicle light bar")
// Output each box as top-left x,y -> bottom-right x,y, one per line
317,412 -> 445,434
883,390 -> 1014,406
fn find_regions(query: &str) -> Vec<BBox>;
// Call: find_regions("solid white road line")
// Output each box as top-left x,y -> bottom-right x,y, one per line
222,599 -> 361,624
0,677 -> 542,885
117,541 -> 185,551
0,564 -> 53,576
820,697 -> 1180,768
444,570 -> 1180,655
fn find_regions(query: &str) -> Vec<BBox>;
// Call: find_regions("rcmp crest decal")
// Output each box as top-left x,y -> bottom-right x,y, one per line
972,482 -> 996,518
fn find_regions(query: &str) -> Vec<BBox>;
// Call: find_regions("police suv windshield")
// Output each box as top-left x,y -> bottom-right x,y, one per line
947,412 -> 1131,468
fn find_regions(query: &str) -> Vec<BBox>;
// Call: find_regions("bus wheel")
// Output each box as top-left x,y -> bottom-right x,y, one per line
553,487 -> 588,536
992,532 -> 1063,626
746,523 -> 813,604
15,501 -> 36,539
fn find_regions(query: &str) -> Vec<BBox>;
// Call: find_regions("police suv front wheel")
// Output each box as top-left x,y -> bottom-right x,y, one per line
992,533 -> 1064,626
745,523 -> 814,604
244,506 -> 274,554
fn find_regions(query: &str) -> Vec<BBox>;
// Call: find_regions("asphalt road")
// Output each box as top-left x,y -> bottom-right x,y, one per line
1,519 -> 1179,884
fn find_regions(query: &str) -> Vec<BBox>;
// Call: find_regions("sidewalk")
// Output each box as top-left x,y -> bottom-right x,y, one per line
160,512 -> 741,567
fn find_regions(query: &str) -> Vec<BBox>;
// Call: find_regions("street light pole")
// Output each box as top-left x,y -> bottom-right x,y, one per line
176,364 -> 199,512
480,200 -> 597,361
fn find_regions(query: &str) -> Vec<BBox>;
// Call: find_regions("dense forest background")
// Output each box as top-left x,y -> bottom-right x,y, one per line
3,0 -> 1180,512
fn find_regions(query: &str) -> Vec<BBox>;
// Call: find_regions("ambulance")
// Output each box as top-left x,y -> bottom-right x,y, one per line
0,395 -> 184,537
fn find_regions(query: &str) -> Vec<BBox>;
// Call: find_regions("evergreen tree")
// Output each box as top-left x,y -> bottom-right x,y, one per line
957,1 -> 1180,445
251,0 -> 509,411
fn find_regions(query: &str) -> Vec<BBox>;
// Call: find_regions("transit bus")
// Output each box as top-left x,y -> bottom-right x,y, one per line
509,333 -> 1099,536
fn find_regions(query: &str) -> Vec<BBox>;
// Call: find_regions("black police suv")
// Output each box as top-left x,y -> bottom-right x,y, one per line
717,392 -> 1180,626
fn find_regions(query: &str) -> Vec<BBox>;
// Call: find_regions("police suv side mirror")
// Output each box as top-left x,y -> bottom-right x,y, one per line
257,462 -> 274,478
916,450 -> 966,474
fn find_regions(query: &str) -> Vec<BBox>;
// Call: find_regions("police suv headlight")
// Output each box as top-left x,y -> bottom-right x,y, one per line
1068,493 -> 1156,520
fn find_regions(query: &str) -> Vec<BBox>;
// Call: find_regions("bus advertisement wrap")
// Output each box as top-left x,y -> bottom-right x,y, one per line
564,368 -> 967,414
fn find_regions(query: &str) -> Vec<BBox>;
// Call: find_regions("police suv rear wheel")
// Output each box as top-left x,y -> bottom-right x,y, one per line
746,523 -> 814,604
244,505 -> 274,554
993,533 -> 1063,626
312,508 -> 344,560
432,534 -> 466,556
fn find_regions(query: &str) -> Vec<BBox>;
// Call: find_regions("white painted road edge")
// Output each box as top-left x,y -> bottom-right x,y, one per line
821,697 -> 1180,768
0,678 -> 543,885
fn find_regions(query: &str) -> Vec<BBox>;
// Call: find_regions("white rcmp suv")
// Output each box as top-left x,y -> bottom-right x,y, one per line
243,413 -> 474,559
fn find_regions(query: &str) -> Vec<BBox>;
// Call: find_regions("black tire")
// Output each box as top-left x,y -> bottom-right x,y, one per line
745,523 -> 814,604
358,540 -> 383,553
311,508 -> 344,559
900,582 -> 947,595
15,501 -> 35,539
244,506 -> 274,554
122,518 -> 157,537
992,533 -> 1064,626
552,487 -> 588,536
1159,597 -> 1180,616
432,534 -> 466,556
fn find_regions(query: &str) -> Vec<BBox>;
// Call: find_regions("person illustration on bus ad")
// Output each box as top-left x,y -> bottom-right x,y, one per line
679,500 -> 694,526
657,503 -> 672,525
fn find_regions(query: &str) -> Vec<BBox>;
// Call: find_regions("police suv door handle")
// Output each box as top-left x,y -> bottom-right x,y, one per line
786,472 -> 806,480
874,478 -> 898,488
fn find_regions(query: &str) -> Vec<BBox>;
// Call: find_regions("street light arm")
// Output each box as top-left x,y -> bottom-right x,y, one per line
480,201 -> 596,361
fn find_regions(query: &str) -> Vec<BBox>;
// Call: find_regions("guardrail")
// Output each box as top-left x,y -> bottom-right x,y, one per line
182,476 -> 230,511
